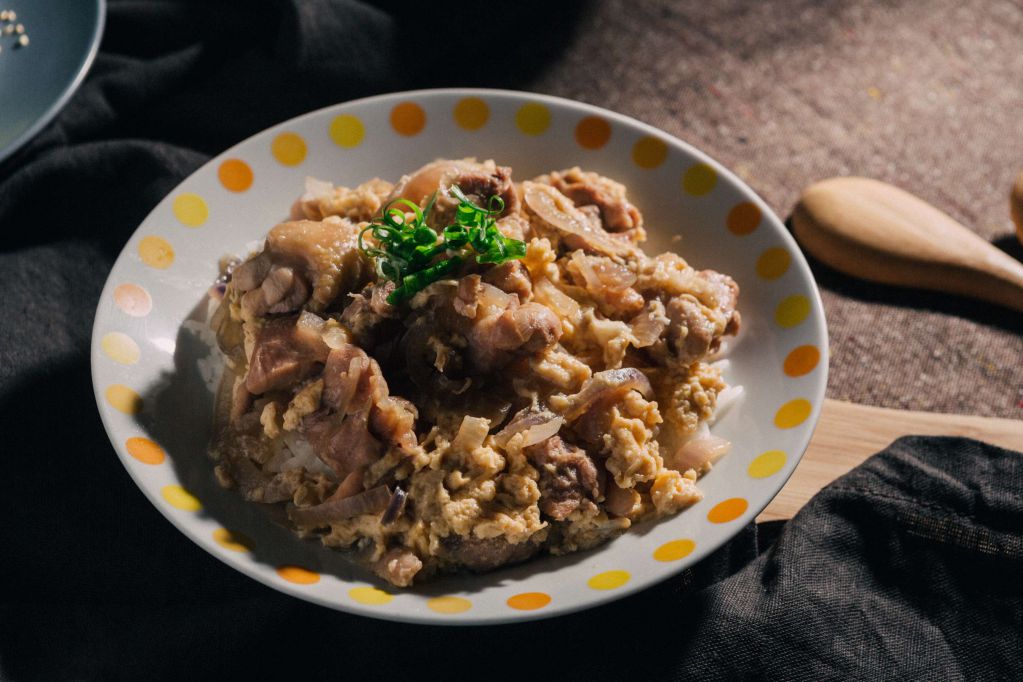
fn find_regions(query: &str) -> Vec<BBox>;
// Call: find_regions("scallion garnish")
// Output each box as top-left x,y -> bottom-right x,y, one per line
358,185 -> 526,304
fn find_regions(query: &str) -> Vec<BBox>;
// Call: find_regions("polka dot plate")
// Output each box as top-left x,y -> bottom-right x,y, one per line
91,89 -> 828,625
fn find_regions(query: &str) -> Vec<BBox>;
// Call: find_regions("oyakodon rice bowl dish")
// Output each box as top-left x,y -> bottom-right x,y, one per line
208,158 -> 741,587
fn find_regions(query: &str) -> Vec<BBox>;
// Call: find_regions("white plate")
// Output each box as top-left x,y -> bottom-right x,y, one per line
91,89 -> 828,625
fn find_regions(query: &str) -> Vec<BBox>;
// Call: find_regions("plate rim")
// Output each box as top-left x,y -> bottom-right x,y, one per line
90,87 -> 829,625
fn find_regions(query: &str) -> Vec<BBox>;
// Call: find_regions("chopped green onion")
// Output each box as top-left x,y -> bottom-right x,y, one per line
359,184 -> 527,304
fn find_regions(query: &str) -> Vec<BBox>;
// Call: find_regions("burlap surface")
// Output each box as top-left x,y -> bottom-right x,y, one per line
529,0 -> 1023,417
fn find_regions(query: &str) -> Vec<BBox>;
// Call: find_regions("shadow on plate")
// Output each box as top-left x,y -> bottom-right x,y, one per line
136,296 -> 611,599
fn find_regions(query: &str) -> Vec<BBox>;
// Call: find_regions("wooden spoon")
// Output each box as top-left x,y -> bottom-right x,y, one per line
792,177 -> 1023,313
1011,170 -> 1023,245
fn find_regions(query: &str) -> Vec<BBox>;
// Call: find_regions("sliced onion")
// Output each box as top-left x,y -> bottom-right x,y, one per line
321,325 -> 350,350
533,277 -> 581,322
450,416 -> 491,453
629,301 -> 668,348
380,487 -> 408,525
521,417 -> 563,447
563,368 -> 653,420
288,485 -> 391,527
665,435 -> 731,473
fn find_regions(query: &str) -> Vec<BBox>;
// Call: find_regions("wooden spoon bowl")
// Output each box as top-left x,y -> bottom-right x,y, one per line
792,177 -> 1023,313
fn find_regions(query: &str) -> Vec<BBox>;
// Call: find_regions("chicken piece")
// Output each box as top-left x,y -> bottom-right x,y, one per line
232,216 -> 371,314
466,302 -> 563,373
438,535 -> 540,572
521,181 -> 638,257
303,410 -> 382,479
482,260 -> 532,301
525,436 -> 603,521
244,315 -> 330,394
566,251 -> 645,318
544,167 -> 645,241
339,281 -> 400,347
370,548 -> 423,587
389,158 -> 519,223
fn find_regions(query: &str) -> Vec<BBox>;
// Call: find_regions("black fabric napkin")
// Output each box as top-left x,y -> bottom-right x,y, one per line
1,3 -> 1021,680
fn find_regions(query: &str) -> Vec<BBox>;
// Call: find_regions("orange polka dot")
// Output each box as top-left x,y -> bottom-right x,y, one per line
653,539 -> 696,562
515,103 -> 551,136
348,586 -> 392,605
213,528 -> 254,553
390,102 -> 426,136
453,97 -> 489,131
757,247 -> 791,280
726,202 -> 761,235
113,283 -> 152,317
574,116 -> 611,150
218,159 -> 253,192
632,136 -> 668,169
587,570 -> 630,590
105,384 -> 142,415
748,450 -> 787,479
125,437 -> 165,465
428,596 -> 472,614
784,345 -> 821,377
271,132 -> 307,166
707,498 -> 748,523
775,399 -> 812,429
138,236 -> 174,269
682,163 -> 717,196
507,592 -> 551,610
775,295 -> 811,328
277,566 -> 320,585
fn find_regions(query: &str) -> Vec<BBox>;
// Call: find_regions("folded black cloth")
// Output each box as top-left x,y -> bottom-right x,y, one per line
2,3 -> 1021,680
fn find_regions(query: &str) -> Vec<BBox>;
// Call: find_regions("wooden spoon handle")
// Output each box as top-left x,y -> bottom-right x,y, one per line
793,177 -> 1023,312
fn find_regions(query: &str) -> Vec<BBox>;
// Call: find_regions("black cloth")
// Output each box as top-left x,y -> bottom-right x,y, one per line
1,3 -> 1021,680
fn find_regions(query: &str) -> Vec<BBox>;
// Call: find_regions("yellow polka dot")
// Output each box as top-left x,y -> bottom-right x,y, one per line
507,592 -> 551,611
708,498 -> 748,523
427,596 -> 472,614
453,97 -> 489,131
748,450 -> 787,479
161,485 -> 201,512
348,586 -> 393,605
726,201 -> 761,235
218,158 -> 253,192
784,345 -> 821,377
271,132 -> 307,166
775,295 -> 811,328
329,114 -> 365,147
113,283 -> 152,317
653,539 -> 696,562
390,102 -> 426,137
682,163 -> 717,196
574,116 -> 612,150
172,193 -> 208,227
632,136 -> 668,169
587,570 -> 630,590
101,332 -> 140,365
276,566 -> 320,585
138,236 -> 174,269
515,103 -> 551,136
757,247 -> 791,280
775,399 -> 812,429
213,528 -> 254,553
125,437 -> 165,465
105,384 -> 142,415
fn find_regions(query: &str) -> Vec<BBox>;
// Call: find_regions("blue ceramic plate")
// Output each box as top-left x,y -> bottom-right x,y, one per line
0,0 -> 104,163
